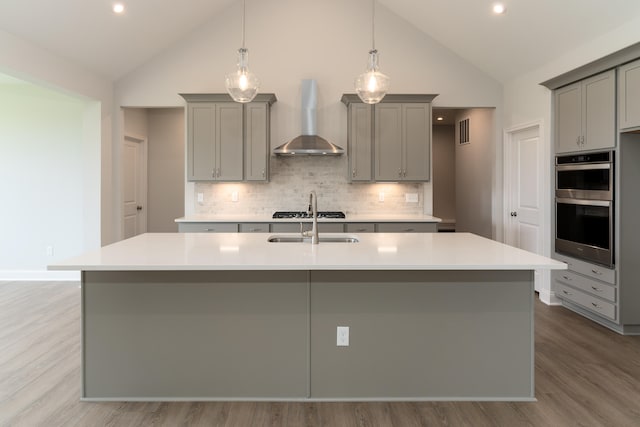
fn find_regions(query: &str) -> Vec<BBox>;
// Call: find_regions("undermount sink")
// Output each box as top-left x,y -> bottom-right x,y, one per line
268,235 -> 359,243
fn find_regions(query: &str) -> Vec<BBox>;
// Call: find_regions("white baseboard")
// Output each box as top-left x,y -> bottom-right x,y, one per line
0,270 -> 80,281
538,289 -> 562,306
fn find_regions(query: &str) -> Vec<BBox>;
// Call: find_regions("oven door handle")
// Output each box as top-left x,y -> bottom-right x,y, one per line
556,198 -> 611,207
556,163 -> 611,171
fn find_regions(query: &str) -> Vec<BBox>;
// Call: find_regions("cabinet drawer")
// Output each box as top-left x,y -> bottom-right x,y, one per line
178,223 -> 238,233
239,223 -> 269,233
376,222 -> 437,233
270,223 -> 299,233
556,282 -> 616,321
554,253 -> 615,284
345,223 -> 376,233
555,270 -> 616,303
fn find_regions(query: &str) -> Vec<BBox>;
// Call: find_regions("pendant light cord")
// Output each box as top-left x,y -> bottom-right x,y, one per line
371,0 -> 376,50
241,0 -> 246,49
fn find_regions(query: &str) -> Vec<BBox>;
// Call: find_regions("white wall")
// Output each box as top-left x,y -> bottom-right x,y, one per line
0,82 -> 87,279
113,0 -> 503,237
0,28 -> 113,257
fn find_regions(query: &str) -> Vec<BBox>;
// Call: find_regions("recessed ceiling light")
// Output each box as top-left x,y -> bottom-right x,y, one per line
113,3 -> 125,14
493,3 -> 506,14
436,116 -> 444,121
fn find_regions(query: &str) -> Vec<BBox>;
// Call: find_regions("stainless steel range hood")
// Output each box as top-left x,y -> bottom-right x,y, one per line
274,80 -> 344,156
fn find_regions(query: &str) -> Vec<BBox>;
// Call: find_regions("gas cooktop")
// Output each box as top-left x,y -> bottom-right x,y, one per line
272,211 -> 346,219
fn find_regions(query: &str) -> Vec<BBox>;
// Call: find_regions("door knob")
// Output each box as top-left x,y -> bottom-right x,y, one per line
137,206 -> 143,211
510,211 -> 517,217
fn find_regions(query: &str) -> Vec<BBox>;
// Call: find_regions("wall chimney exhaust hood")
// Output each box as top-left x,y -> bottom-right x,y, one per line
274,80 -> 344,156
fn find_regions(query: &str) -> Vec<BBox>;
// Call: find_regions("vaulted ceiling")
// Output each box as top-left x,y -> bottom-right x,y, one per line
1,0 -> 639,82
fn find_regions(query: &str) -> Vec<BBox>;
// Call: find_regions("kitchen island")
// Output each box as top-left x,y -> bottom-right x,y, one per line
49,232 -> 565,401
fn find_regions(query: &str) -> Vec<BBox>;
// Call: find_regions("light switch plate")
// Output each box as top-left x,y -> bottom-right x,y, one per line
231,191 -> 239,202
197,193 -> 204,203
337,326 -> 349,346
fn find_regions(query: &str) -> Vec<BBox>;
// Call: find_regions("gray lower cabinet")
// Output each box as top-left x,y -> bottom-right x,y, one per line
618,58 -> 640,130
376,222 -> 438,233
344,223 -> 375,233
178,223 -> 239,233
239,223 -> 269,233
553,253 -> 617,322
554,70 -> 615,153
341,94 -> 437,182
180,93 -> 276,182
180,221 -> 438,233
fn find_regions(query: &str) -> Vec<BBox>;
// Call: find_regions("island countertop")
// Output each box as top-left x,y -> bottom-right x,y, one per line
49,232 -> 566,271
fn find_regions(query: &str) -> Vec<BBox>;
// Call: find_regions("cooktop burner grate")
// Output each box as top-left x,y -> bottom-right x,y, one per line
272,211 -> 346,219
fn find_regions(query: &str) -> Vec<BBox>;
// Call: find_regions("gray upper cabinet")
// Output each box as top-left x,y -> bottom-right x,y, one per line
554,70 -> 615,153
375,103 -> 431,181
346,103 -> 373,182
244,102 -> 271,181
181,93 -> 276,182
618,58 -> 640,131
341,94 -> 436,183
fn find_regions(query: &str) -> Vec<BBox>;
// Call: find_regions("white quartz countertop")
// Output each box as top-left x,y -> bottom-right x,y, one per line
49,232 -> 566,271
175,214 -> 442,223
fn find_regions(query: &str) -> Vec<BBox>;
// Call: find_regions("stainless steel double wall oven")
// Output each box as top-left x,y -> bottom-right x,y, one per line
555,151 -> 614,267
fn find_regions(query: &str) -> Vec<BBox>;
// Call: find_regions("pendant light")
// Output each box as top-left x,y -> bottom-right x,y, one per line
225,0 -> 259,103
355,0 -> 390,104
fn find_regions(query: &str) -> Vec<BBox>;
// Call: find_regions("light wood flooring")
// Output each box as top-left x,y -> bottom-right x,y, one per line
1,281 -> 639,427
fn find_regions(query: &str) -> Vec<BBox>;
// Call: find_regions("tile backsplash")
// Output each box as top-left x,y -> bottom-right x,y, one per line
193,156 -> 425,216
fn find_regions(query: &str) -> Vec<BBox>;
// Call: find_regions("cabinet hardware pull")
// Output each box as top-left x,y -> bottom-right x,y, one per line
563,290 -> 571,295
591,302 -> 600,308
591,286 -> 603,292
562,275 -> 571,281
352,169 -> 356,178
591,269 -> 603,275
262,170 -> 265,178
398,169 -> 402,177
205,228 -> 215,232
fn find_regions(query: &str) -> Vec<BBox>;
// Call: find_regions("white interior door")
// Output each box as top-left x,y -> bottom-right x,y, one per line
504,123 -> 546,294
123,135 -> 147,239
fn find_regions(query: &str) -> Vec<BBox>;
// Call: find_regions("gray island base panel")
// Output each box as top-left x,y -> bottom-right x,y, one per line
82,269 -> 534,401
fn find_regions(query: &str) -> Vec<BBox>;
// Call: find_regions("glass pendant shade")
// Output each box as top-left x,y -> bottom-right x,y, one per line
355,49 -> 390,104
225,48 -> 259,103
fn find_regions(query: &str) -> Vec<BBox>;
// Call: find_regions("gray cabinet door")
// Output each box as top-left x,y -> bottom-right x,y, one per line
187,102 -> 243,181
555,83 -> 582,153
188,103 -> 216,180
554,70 -> 615,153
217,103 -> 244,181
245,102 -> 269,181
618,59 -> 640,130
348,103 -> 373,181
375,103 -> 404,181
403,103 -> 430,181
582,70 -> 615,151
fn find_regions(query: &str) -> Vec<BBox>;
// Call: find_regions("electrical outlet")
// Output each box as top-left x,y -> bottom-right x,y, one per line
46,246 -> 54,256
231,191 -> 239,202
197,193 -> 204,204
405,193 -> 419,203
378,192 -> 385,202
337,326 -> 349,346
